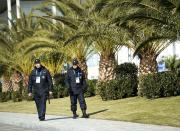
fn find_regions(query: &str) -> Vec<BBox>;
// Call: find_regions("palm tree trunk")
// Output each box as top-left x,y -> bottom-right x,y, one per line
11,71 -> 22,91
22,74 -> 29,88
78,59 -> 88,79
139,54 -> 157,75
138,53 -> 157,96
98,53 -> 116,82
1,76 -> 12,92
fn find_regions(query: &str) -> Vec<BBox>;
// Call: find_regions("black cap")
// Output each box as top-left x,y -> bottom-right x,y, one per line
72,58 -> 79,65
34,59 -> 41,64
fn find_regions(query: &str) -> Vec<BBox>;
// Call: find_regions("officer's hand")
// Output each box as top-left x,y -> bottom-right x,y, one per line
49,91 -> 53,96
28,93 -> 32,97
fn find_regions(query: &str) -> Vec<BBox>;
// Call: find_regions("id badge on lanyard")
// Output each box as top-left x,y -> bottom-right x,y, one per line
36,77 -> 41,83
76,77 -> 80,84
74,71 -> 80,84
36,70 -> 41,84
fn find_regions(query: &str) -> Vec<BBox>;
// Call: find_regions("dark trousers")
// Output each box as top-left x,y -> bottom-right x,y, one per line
34,94 -> 47,119
70,92 -> 87,112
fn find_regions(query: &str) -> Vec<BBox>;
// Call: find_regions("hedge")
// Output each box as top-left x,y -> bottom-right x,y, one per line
97,75 -> 135,101
84,79 -> 97,97
139,71 -> 180,99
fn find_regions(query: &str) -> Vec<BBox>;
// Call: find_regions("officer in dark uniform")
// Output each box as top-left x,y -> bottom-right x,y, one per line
66,58 -> 89,119
28,59 -> 53,121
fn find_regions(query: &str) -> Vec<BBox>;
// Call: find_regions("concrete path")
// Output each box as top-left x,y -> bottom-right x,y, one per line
0,112 -> 179,131
0,123 -> 42,131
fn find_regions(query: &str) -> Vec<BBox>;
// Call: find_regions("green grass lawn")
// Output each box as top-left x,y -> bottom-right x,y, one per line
0,96 -> 180,127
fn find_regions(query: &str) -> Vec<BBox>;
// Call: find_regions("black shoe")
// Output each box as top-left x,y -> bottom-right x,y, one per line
72,111 -> 79,119
39,119 -> 45,121
81,110 -> 89,118
82,114 -> 89,118
73,114 -> 79,119
39,118 -> 45,121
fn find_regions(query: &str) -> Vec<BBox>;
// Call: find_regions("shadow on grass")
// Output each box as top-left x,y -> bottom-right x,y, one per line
88,109 -> 109,116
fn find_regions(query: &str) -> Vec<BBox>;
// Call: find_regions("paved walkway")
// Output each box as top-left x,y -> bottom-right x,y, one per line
0,123 -> 42,131
0,112 -> 179,131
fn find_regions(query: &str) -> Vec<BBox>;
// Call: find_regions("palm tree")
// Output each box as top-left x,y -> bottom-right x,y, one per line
76,23 -> 123,82
18,0 -> 97,78
126,23 -> 173,75
41,0 -> 127,81
0,21 -> 15,92
105,0 -> 179,38
0,11 -> 54,90
101,0 -> 180,95
102,0 -> 180,75
131,0 -> 179,74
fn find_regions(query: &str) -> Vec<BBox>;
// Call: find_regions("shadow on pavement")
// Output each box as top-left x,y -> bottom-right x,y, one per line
45,109 -> 108,121
45,116 -> 72,121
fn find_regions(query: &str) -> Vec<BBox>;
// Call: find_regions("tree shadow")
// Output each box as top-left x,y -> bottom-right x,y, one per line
88,109 -> 109,116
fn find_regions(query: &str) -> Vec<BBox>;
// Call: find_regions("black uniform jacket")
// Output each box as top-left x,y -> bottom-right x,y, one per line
66,67 -> 87,95
28,66 -> 53,96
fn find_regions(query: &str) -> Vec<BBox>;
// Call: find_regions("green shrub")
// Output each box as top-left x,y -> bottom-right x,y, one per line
97,63 -> 138,101
0,92 -> 7,102
0,64 -> 6,78
85,80 -> 97,97
53,74 -> 69,98
53,74 -> 66,87
0,91 -> 11,102
97,75 -> 134,101
12,91 -> 22,102
22,89 -> 33,101
139,72 -> 180,99
115,63 -> 138,96
53,85 -> 69,98
115,62 -> 138,76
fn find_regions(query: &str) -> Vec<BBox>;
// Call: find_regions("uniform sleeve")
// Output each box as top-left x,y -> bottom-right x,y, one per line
46,70 -> 53,92
28,72 -> 33,93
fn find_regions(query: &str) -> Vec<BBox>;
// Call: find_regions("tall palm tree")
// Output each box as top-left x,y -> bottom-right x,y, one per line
41,0 -> 128,81
73,22 -> 124,81
102,0 -> 180,95
18,0 -> 97,78
133,30 -> 172,75
130,0 -> 179,74
102,0 -> 180,75
0,11 -> 55,90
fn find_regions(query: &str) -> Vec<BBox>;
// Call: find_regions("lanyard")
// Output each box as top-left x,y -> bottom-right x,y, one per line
36,70 -> 42,76
73,70 -> 80,77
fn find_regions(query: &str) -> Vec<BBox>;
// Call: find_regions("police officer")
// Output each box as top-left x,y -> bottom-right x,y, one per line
28,59 -> 53,121
66,59 -> 89,119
